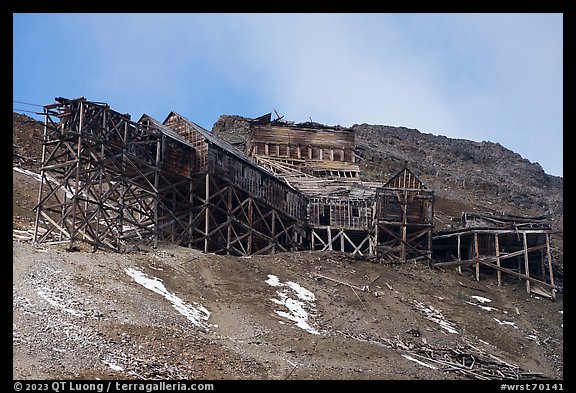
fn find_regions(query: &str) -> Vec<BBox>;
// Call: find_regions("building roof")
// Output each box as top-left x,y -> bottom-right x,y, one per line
383,167 -> 427,190
284,176 -> 382,200
163,111 -> 292,185
138,114 -> 197,150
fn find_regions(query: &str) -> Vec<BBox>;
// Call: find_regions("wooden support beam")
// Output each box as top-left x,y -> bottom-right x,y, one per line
539,249 -> 546,281
153,138 -> 161,248
377,224 -> 434,262
477,258 -> 554,290
546,233 -> 555,293
204,173 -> 210,253
271,210 -> 276,253
523,232 -> 530,294
495,233 -> 501,286
436,237 -> 547,273
69,100 -> 84,247
474,232 -> 480,281
227,185 -> 232,254
342,231 -> 370,256
312,229 -> 327,246
189,179 -> 195,248
247,197 -> 253,255
457,233 -> 462,275
401,190 -> 408,262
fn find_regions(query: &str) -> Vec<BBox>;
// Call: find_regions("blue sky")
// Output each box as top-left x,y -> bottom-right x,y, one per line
13,13 -> 563,177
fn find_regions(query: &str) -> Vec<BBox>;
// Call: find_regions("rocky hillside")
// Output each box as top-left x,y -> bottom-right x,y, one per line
13,113 -> 44,170
353,124 -> 562,223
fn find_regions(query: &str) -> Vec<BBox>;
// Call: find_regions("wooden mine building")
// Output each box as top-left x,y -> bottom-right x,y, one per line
33,98 -> 434,262
32,97 -> 558,299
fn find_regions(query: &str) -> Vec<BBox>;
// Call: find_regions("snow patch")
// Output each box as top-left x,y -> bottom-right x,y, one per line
286,281 -> 315,302
464,300 -> 498,312
103,360 -> 124,372
13,166 -> 42,181
266,274 -> 319,335
125,267 -> 211,329
265,274 -> 281,287
36,288 -> 84,317
494,318 -> 518,329
13,166 -> 90,200
470,296 -> 492,303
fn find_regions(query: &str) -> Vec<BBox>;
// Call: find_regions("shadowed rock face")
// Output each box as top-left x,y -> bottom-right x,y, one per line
211,114 -> 252,152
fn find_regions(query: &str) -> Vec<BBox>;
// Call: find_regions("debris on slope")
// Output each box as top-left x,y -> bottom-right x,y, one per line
335,330 -> 545,380
411,300 -> 458,334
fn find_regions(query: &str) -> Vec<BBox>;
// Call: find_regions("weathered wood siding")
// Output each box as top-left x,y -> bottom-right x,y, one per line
308,198 -> 373,229
161,113 -> 306,221
376,190 -> 434,224
208,146 -> 307,221
249,124 -> 356,164
164,114 -> 209,172
161,136 -> 195,178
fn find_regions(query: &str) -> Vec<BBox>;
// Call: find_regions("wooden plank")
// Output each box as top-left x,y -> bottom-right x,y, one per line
433,259 -> 477,268
313,273 -> 365,291
523,232 -> 530,294
495,233 -> 501,286
476,259 -> 554,289
457,233 -> 462,275
435,244 -> 548,267
474,232 -> 480,281
346,231 -> 370,256
530,285 -> 553,300
546,233 -> 555,291
270,209 -> 276,253
433,228 -> 552,240
204,174 -> 210,253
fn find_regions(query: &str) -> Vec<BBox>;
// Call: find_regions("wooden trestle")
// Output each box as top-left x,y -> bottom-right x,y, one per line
33,98 -> 306,255
432,213 -> 556,300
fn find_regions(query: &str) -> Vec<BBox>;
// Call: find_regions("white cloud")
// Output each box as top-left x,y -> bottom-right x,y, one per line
13,13 -> 562,176
224,13 -> 562,175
